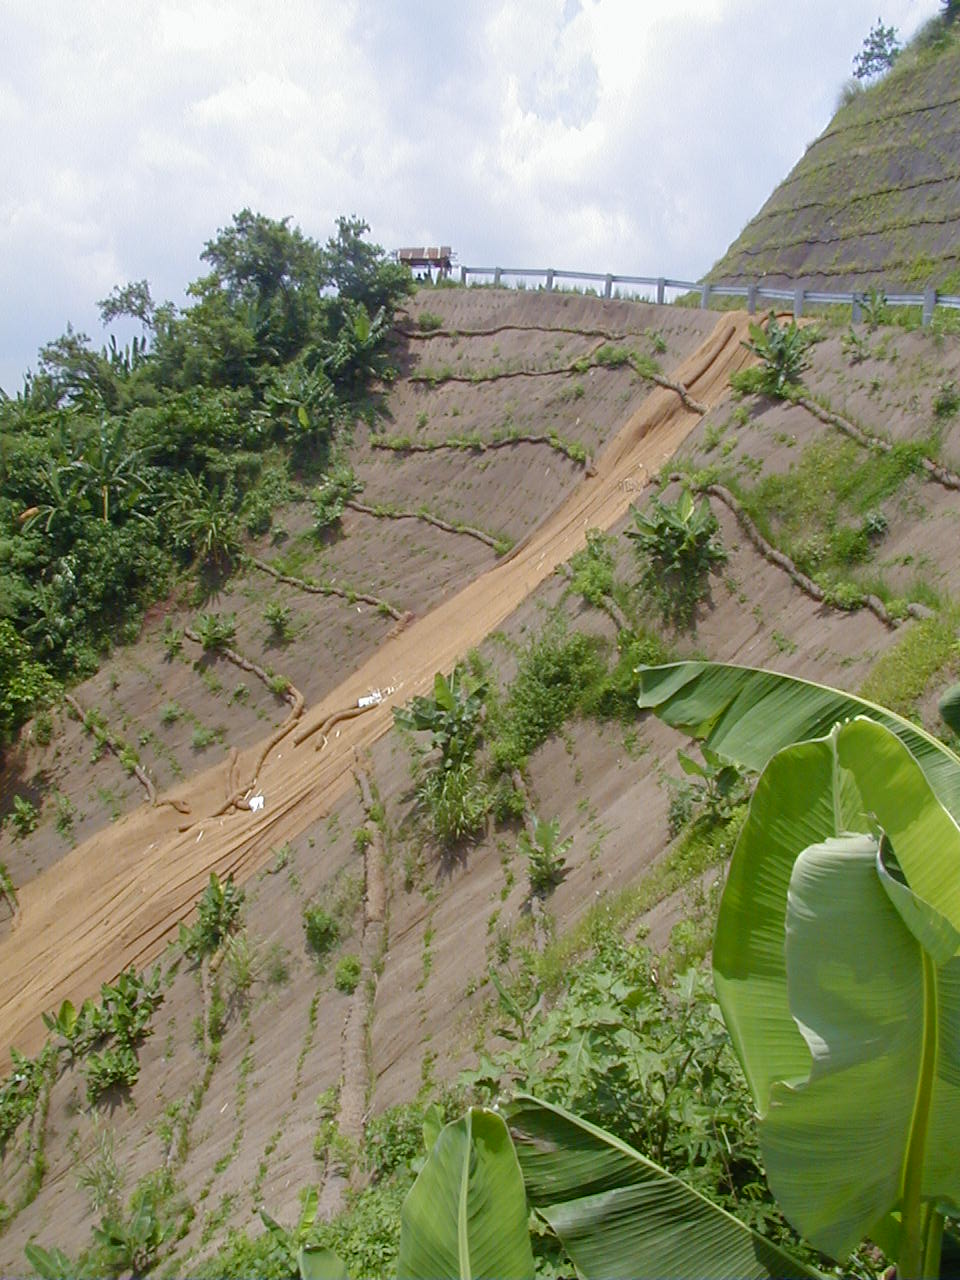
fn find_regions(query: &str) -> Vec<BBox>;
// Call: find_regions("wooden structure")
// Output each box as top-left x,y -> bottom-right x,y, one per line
395,246 -> 454,279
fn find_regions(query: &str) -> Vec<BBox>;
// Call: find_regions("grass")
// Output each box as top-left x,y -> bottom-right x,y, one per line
537,805 -> 747,993
858,608 -> 959,717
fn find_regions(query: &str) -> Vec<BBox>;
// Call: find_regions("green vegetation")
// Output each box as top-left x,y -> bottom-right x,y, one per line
334,955 -> 362,994
732,313 -> 812,398
312,463 -> 363,533
517,815 -> 570,894
179,873 -> 244,960
0,211 -> 410,739
191,612 -> 237,652
303,905 -> 339,959
626,488 -> 727,625
8,793 -> 39,839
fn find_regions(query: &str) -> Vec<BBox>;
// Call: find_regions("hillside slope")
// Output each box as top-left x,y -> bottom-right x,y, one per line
3,286 -> 960,1276
708,18 -> 960,293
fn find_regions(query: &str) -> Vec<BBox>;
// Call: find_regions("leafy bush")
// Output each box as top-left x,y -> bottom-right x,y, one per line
567,529 -> 616,607
263,602 -> 293,640
313,464 -> 362,533
417,312 -> 444,332
491,630 -> 606,772
667,747 -> 750,837
334,955 -> 362,994
934,379 -> 960,419
304,905 -> 339,958
84,1044 -> 140,1103
180,873 -> 244,959
739,312 -> 811,397
192,612 -> 237,652
9,794 -> 39,839
0,619 -> 57,743
518,816 -> 571,894
394,668 -> 487,770
626,488 -> 726,626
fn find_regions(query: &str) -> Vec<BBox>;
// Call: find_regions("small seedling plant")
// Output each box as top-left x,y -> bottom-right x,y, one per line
626,488 -> 726,626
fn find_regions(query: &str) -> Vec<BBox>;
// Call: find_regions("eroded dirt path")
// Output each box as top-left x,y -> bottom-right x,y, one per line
0,313 -> 753,1060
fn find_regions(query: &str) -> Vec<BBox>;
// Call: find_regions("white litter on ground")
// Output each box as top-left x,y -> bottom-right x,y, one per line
249,794 -> 265,812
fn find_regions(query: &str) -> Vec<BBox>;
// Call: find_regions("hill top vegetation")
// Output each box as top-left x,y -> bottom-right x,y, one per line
0,212 -> 412,740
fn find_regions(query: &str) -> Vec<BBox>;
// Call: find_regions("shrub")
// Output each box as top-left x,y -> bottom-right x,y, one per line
334,955 -> 362,994
304,905 -> 339,958
567,529 -> 616,608
0,619 -> 57,742
313,464 -> 362,533
9,794 -> 39,839
263,602 -> 293,640
625,488 -> 726,626
84,1045 -> 140,1103
740,312 -> 811,397
492,631 -> 606,770
518,816 -> 571,894
192,612 -> 237,652
417,312 -> 444,332
666,747 -> 750,837
159,701 -> 183,726
180,873 -> 244,959
934,379 -> 960,419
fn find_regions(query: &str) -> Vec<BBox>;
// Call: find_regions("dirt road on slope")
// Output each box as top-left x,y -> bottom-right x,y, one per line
0,312 -> 754,1060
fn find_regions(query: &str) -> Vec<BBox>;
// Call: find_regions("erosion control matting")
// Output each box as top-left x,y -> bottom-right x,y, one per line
0,312 -> 754,1060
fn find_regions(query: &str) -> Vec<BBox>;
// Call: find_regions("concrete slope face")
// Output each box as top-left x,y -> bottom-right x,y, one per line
709,22 -> 960,293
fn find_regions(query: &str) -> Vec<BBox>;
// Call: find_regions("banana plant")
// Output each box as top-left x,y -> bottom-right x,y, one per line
395,1100 -> 820,1280
638,661 -> 960,1277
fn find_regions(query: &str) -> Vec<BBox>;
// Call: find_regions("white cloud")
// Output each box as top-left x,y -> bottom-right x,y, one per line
0,0 -> 942,391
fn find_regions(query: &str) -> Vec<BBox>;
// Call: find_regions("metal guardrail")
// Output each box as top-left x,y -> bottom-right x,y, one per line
456,265 -> 960,326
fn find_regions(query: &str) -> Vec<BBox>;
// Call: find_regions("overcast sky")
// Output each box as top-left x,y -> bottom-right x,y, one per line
0,0 -> 941,393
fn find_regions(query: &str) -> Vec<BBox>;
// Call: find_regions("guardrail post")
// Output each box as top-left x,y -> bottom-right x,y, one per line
700,283 -> 711,309
604,274 -> 613,300
923,286 -> 937,327
460,266 -> 467,285
493,267 -> 502,287
545,269 -> 554,292
852,293 -> 862,324
793,287 -> 804,320
746,284 -> 758,315
656,277 -> 665,305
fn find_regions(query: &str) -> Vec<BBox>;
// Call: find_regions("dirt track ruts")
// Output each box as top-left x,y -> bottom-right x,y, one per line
0,312 -> 754,1060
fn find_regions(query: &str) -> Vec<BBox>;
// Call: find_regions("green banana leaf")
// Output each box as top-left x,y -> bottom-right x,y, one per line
396,1107 -> 534,1280
505,1094 -> 822,1279
714,718 -> 960,1262
298,1245 -> 350,1280
636,661 -> 960,820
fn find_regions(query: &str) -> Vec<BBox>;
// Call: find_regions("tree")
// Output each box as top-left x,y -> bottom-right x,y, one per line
853,18 -> 901,79
323,216 -> 413,316
98,280 -> 156,330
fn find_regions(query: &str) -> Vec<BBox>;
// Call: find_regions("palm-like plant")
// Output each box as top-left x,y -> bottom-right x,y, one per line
163,472 -> 241,568
741,313 -> 812,397
626,488 -> 726,625
74,418 -> 151,522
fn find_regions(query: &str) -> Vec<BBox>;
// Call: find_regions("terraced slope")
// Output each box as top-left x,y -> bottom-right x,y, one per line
709,19 -> 960,292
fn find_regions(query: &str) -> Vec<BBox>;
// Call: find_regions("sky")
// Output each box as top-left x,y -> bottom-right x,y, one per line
0,0 -> 942,393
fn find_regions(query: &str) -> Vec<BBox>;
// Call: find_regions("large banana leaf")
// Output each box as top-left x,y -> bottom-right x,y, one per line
396,1107 -> 534,1280
505,1094 -> 821,1279
636,661 -> 960,820
714,718 -> 960,1263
